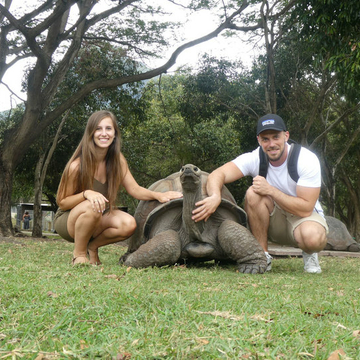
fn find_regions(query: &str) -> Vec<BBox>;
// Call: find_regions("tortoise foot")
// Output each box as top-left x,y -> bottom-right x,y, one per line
218,219 -> 267,274
123,229 -> 181,268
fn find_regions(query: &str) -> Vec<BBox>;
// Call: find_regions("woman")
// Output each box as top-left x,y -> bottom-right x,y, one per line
54,110 -> 182,265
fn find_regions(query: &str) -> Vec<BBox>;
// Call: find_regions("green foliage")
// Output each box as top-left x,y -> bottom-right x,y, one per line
0,105 -> 25,146
119,68 -> 253,212
293,0 -> 360,99
178,55 -> 239,127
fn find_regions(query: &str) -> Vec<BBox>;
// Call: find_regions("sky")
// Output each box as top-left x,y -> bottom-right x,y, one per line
0,2 -> 258,112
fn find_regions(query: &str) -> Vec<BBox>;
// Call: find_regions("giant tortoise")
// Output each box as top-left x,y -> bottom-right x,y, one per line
325,216 -> 360,252
120,164 -> 267,274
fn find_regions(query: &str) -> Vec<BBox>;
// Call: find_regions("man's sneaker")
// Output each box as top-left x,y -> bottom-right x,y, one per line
265,251 -> 273,272
302,251 -> 321,273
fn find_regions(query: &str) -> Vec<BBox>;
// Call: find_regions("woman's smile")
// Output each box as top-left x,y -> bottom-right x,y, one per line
94,117 -> 115,148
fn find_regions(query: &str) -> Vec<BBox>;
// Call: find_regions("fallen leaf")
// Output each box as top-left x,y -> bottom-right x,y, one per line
63,347 -> 75,355
80,339 -> 88,350
327,349 -> 346,360
114,353 -> 131,360
8,249 -> 12,254
8,338 -> 20,344
126,267 -> 132,273
336,323 -> 347,330
298,352 -> 314,358
196,310 -> 243,321
250,314 -> 273,323
196,338 -> 209,345
353,330 -> 360,339
104,274 -> 118,279
47,291 -> 58,298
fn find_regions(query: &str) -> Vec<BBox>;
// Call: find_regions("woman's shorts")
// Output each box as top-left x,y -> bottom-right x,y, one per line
54,210 -> 74,242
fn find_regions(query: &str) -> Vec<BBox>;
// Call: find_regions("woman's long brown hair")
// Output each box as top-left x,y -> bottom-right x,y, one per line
56,110 -> 123,209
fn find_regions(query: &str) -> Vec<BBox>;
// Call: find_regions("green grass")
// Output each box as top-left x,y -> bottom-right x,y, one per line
0,238 -> 359,359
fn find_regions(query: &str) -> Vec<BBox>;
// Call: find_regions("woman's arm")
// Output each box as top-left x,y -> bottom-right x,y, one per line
120,154 -> 182,203
57,161 -> 85,211
57,159 -> 107,212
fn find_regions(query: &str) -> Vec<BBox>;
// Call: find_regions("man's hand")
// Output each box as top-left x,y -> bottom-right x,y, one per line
192,194 -> 222,222
252,175 -> 274,196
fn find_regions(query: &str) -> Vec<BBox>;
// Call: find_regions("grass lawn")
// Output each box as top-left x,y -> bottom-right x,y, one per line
0,236 -> 359,359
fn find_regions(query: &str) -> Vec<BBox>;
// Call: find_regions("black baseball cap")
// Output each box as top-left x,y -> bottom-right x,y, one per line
257,114 -> 287,135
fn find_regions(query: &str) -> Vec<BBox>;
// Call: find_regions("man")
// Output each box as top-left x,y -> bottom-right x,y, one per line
192,114 -> 328,273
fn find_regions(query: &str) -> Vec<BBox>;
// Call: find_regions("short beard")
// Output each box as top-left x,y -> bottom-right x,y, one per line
266,146 -> 285,163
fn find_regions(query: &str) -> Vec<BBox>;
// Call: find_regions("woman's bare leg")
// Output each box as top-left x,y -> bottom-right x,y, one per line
67,201 -> 102,263
87,210 -> 136,264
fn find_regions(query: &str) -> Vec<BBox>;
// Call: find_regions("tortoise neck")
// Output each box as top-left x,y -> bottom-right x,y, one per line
182,187 -> 204,240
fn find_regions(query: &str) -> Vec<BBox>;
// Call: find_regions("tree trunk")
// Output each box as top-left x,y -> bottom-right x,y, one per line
339,168 -> 360,242
32,154 -> 46,237
32,112 -> 68,237
322,160 -> 336,217
353,210 -> 360,243
0,161 -> 14,236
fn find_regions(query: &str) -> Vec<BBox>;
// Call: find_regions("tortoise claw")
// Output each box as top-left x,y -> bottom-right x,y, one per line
238,263 -> 267,274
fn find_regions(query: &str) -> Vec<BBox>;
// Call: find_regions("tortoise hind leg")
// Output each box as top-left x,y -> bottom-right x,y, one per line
122,230 -> 181,268
218,219 -> 267,274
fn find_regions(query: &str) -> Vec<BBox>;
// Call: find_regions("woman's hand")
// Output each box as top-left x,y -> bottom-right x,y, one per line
155,191 -> 183,203
83,190 -> 109,213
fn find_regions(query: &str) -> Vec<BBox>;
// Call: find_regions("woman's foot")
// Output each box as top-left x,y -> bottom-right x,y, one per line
87,247 -> 102,265
72,256 -> 90,265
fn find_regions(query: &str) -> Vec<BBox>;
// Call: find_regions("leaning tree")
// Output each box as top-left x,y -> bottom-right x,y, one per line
0,0 -> 267,236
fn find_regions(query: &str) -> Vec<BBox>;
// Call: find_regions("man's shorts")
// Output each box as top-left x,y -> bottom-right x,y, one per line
268,202 -> 329,247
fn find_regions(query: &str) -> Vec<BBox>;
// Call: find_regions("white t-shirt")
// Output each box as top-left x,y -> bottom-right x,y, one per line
232,143 -> 324,216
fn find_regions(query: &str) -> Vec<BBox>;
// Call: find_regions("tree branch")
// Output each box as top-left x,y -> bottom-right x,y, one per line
41,7 -> 251,126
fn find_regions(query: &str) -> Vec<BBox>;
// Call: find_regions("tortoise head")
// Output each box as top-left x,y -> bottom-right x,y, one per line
180,164 -> 202,192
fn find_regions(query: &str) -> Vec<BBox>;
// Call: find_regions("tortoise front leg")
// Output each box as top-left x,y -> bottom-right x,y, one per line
122,230 -> 181,268
218,219 -> 267,274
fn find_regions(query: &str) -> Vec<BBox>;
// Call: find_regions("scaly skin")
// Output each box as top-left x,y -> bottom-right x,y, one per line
123,230 -> 181,267
218,220 -> 267,274
120,164 -> 267,274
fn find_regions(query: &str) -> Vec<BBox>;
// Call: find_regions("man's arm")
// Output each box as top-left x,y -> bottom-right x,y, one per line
252,175 -> 319,217
192,162 -> 244,222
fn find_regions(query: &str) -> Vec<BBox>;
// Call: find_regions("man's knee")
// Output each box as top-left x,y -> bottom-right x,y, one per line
245,186 -> 261,208
245,186 -> 273,211
295,221 -> 327,252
